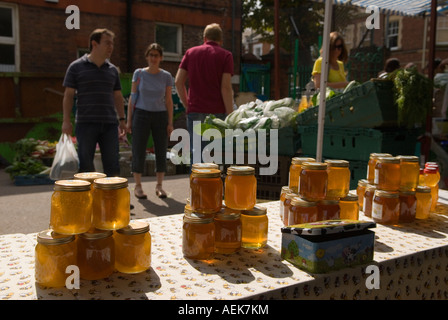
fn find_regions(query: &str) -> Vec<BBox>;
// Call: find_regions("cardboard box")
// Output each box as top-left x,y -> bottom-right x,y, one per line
281,220 -> 376,274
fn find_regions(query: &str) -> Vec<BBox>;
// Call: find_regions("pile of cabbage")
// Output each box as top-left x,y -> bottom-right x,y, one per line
202,97 -> 298,135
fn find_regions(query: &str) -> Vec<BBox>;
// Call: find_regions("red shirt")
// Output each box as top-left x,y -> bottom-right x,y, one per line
179,41 -> 234,114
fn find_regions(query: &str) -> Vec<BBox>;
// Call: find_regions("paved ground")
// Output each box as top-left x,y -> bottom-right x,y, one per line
0,169 -> 191,235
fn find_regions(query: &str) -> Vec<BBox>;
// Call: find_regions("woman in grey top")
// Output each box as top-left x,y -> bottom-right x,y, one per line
126,43 -> 174,199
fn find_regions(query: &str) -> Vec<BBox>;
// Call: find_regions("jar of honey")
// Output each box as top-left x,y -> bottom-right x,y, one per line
298,162 -> 328,201
280,186 -> 292,220
357,179 -> 368,211
190,168 -> 223,214
182,212 -> 215,260
77,228 -> 115,280
367,153 -> 392,183
398,156 -> 419,191
339,193 -> 359,220
214,207 -> 241,254
35,229 -> 76,288
225,166 -> 257,210
372,190 -> 399,225
115,221 -> 152,273
73,172 -> 106,191
50,179 -> 92,235
288,157 -> 315,193
424,164 -> 440,212
282,193 -> 297,226
288,197 -> 318,225
241,206 -> 268,249
363,184 -> 376,217
374,157 -> 401,191
325,160 -> 350,199
399,190 -> 416,222
415,186 -> 432,219
92,177 -> 130,230
317,199 -> 340,221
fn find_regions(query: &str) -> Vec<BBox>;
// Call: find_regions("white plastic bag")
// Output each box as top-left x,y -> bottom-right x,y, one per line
50,134 -> 79,180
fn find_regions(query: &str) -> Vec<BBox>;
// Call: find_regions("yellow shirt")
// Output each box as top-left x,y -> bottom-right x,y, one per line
312,57 -> 347,83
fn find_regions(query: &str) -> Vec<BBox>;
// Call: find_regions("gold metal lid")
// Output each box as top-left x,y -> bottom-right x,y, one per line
281,186 -> 292,193
398,155 -> 419,163
324,159 -> 349,167
74,172 -> 107,183
191,163 -> 219,170
358,179 -> 369,187
93,177 -> 128,190
416,185 -> 431,193
37,229 -> 75,245
191,168 -> 221,178
242,205 -> 267,216
377,156 -> 400,164
291,157 -> 315,165
215,206 -> 241,220
301,162 -> 327,170
226,166 -> 255,175
78,228 -> 113,240
54,179 -> 91,192
365,184 -> 376,192
285,192 -> 298,200
399,189 -> 416,196
374,190 -> 399,198
291,197 -> 317,207
183,212 -> 215,223
340,193 -> 359,201
318,199 -> 340,205
369,153 -> 392,159
116,221 -> 150,235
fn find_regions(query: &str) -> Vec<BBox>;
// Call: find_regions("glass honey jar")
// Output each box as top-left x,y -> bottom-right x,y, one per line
424,164 -> 440,212
190,168 -> 223,214
325,159 -> 350,199
182,212 -> 215,260
399,189 -> 416,222
280,186 -> 292,220
214,207 -> 242,254
415,185 -> 432,219
115,221 -> 152,273
363,184 -> 376,217
357,179 -> 368,211
367,153 -> 392,183
225,166 -> 257,210
73,172 -> 107,191
241,206 -> 268,249
288,157 -> 315,193
282,193 -> 297,226
298,162 -> 328,201
50,179 -> 92,235
372,190 -> 400,225
317,199 -> 340,221
77,228 -> 115,280
288,197 -> 318,225
339,193 -> 359,220
398,156 -> 419,191
92,177 -> 130,230
35,229 -> 76,288
374,156 -> 401,191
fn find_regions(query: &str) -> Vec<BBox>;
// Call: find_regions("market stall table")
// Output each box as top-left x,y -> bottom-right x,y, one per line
1,191 -> 448,300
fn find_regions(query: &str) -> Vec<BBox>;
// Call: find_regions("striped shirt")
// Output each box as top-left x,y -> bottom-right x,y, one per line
63,54 -> 122,124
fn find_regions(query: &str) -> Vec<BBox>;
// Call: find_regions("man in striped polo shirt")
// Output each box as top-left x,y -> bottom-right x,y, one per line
62,28 -> 126,176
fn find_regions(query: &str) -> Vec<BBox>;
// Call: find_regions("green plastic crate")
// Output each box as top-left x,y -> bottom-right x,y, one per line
296,80 -> 397,128
299,126 -> 420,162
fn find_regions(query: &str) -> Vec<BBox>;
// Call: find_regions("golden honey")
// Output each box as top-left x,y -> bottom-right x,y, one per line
298,162 -> 328,201
282,193 -> 297,226
241,206 -> 268,249
372,190 -> 399,225
399,190 -> 416,222
374,157 -> 401,191
356,179 -> 368,211
317,199 -> 340,221
415,186 -> 432,219
225,166 -> 257,210
190,168 -> 223,214
288,157 -> 315,193
182,212 -> 215,260
77,228 -> 114,280
214,207 -> 241,254
363,184 -> 376,217
339,193 -> 359,220
115,221 -> 152,273
398,156 -> 419,191
35,229 -> 76,288
92,177 -> 130,230
280,186 -> 292,220
424,165 -> 440,212
288,197 -> 318,225
325,159 -> 350,199
50,179 -> 92,235
367,153 -> 392,183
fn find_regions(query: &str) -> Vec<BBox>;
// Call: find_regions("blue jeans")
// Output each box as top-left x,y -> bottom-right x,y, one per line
75,122 -> 120,176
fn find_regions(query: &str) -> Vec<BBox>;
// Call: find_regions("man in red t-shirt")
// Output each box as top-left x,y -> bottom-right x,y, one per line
175,23 -> 234,163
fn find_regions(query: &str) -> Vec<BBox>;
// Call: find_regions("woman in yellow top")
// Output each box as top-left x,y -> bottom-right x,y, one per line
312,31 -> 349,89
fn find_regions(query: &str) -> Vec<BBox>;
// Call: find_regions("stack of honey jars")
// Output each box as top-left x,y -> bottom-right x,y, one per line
282,157 -> 358,226
35,172 -> 152,288
182,163 -> 268,260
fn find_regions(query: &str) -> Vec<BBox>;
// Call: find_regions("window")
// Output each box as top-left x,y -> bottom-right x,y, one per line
437,16 -> 448,45
155,23 -> 182,61
0,4 -> 19,72
253,43 -> 262,57
387,20 -> 400,50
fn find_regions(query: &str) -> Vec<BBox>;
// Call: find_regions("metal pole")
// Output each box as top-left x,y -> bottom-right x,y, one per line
274,0 -> 280,99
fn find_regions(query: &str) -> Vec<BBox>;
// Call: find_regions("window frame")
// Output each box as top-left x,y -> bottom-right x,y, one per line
0,3 -> 19,72
436,15 -> 448,45
386,18 -> 401,51
154,22 -> 182,62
